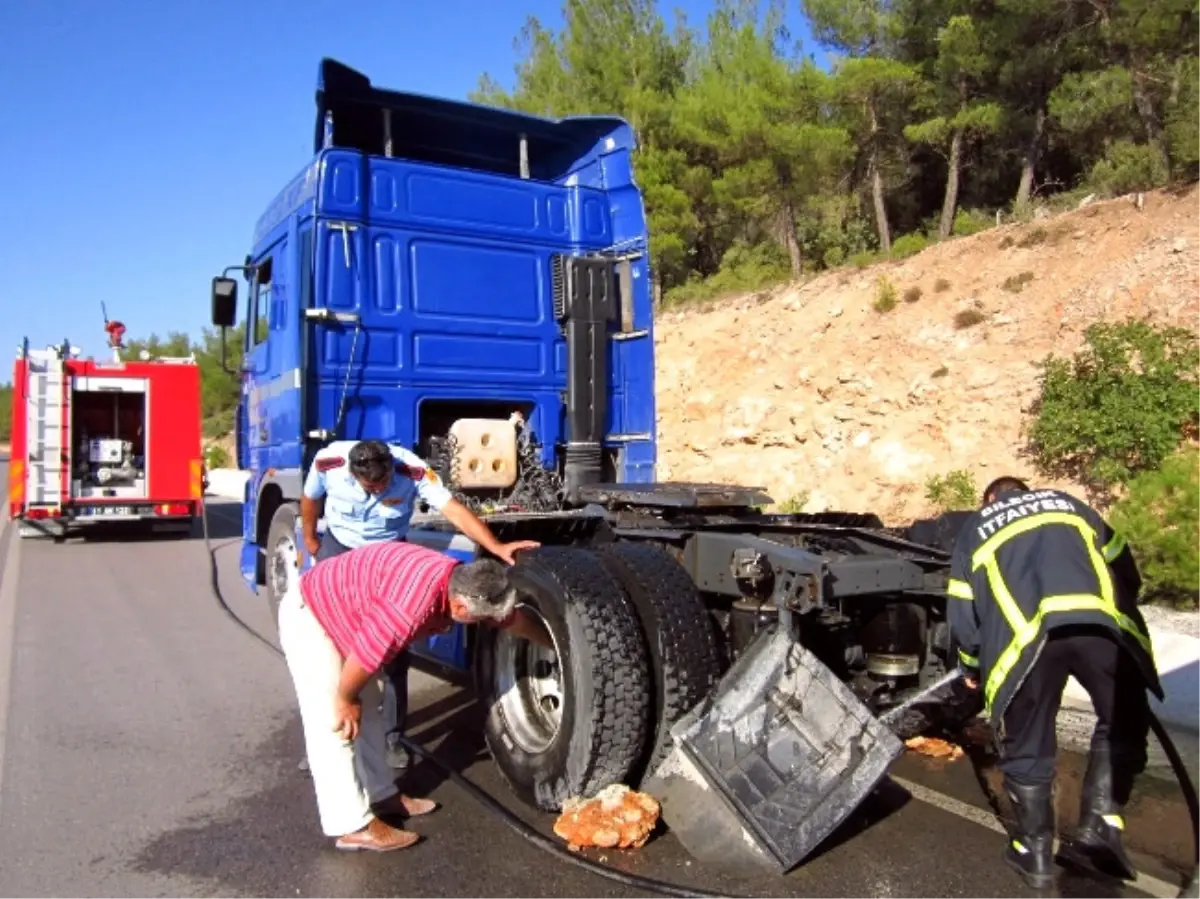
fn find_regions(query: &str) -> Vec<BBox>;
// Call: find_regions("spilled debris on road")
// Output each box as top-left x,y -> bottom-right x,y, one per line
905,736 -> 966,761
553,784 -> 662,851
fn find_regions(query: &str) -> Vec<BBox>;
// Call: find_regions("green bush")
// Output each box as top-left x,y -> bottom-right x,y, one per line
873,277 -> 898,313
0,383 -> 11,443
663,240 -> 791,306
953,208 -> 994,237
925,470 -> 978,512
823,245 -> 846,269
1087,140 -> 1169,196
775,492 -> 810,514
1027,320 -> 1199,490
848,250 -> 881,268
1165,56 -> 1199,180
204,444 -> 232,469
890,233 -> 929,259
203,408 -> 235,439
1109,449 -> 1199,608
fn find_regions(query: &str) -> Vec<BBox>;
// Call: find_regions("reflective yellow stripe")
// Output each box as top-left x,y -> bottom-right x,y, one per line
948,578 -> 974,600
972,512 -> 1087,568
980,556 -> 1032,710
1043,595 -> 1151,655
189,460 -> 204,500
983,592 -> 1153,714
958,648 -> 979,667
973,512 -> 1153,716
7,460 -> 24,507
1102,532 -> 1127,562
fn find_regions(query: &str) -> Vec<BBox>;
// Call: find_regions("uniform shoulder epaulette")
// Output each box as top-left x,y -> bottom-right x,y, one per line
316,456 -> 346,472
395,461 -> 426,480
396,462 -> 442,484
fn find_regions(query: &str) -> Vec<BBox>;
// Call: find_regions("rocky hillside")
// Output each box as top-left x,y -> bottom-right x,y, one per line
654,187 -> 1199,525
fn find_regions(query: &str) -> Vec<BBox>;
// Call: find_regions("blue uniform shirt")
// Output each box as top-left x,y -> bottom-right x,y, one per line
302,441 -> 455,549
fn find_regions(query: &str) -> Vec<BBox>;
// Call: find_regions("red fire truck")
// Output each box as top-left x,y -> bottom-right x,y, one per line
7,321 -> 204,539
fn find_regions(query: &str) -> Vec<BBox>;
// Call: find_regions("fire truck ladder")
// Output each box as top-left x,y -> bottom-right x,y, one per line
23,340 -> 72,509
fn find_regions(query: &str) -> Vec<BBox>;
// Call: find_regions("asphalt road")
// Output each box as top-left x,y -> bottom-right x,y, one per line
0,466 -> 1191,897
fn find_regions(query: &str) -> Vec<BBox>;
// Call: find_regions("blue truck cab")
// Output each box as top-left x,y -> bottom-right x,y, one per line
208,58 -> 658,671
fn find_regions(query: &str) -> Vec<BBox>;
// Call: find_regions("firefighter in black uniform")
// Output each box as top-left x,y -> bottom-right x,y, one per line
947,476 -> 1163,889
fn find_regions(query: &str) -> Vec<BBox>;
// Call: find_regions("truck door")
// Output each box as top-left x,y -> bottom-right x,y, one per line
242,241 -> 289,548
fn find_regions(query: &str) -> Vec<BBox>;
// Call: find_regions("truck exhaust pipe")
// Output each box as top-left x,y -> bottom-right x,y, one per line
553,255 -> 616,504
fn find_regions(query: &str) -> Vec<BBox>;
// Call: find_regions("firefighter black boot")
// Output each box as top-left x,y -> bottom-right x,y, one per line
1063,749 -> 1137,881
1004,780 -> 1056,890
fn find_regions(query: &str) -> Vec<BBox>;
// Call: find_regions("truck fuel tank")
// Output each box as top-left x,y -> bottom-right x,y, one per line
641,627 -> 905,874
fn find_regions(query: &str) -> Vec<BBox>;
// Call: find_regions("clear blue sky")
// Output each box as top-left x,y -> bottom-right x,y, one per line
0,1 -> 817,372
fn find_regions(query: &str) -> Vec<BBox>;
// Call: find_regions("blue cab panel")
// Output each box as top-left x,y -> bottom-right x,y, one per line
234,58 -> 659,668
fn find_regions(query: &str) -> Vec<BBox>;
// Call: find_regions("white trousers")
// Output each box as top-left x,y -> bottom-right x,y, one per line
278,580 -> 399,837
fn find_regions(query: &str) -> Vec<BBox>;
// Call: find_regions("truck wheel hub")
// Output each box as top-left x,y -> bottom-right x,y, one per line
495,607 -> 563,754
270,532 -> 297,599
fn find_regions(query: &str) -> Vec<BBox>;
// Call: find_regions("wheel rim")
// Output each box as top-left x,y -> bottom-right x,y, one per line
269,530 -> 297,600
494,604 -> 564,754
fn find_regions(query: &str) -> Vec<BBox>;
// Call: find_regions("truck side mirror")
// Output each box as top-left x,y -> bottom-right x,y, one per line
211,277 -> 238,328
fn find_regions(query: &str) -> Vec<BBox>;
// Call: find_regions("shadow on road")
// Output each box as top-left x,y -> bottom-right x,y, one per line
198,500 -> 245,541
394,693 -> 492,804
14,499 -> 245,545
804,777 -> 915,863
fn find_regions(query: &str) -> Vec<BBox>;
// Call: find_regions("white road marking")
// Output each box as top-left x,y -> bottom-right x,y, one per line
890,775 -> 1182,899
0,512 -> 21,819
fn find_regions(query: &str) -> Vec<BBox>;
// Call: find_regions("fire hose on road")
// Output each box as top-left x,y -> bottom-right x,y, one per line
198,499 -> 1199,898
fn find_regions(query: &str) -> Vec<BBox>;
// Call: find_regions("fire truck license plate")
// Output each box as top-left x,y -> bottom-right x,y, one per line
86,505 -> 133,517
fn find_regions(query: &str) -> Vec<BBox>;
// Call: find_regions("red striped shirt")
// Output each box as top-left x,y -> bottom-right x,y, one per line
299,541 -> 459,672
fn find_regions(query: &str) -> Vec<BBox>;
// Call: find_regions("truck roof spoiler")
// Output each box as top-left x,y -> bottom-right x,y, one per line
314,57 -> 635,180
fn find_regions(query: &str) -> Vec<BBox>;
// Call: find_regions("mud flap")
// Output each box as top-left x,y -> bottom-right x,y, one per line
641,627 -> 904,873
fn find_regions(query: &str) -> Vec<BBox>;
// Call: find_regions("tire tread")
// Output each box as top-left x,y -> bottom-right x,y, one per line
594,542 -> 722,775
489,546 -> 652,810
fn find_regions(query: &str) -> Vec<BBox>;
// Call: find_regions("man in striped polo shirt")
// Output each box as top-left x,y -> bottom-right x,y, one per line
281,538 -> 549,852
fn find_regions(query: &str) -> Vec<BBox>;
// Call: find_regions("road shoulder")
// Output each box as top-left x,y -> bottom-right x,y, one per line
0,506 -> 20,816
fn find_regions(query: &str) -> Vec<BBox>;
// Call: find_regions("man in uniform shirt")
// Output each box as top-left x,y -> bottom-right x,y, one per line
299,438 -> 538,768
948,476 -> 1161,889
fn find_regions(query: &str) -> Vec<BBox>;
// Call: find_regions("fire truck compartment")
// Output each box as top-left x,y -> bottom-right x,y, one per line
70,382 -> 149,500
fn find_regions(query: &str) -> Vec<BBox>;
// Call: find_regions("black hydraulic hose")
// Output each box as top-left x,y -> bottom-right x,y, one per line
197,498 -> 737,899
1146,711 -> 1199,899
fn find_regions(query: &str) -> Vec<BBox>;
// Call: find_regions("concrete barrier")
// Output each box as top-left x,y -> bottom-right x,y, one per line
204,467 -> 249,501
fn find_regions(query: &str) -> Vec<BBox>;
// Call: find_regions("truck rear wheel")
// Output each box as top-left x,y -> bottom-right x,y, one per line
593,542 -> 722,778
265,502 -> 300,625
476,547 -> 652,812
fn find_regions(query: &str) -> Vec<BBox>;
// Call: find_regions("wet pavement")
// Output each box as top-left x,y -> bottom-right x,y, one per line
0,488 -> 1192,897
